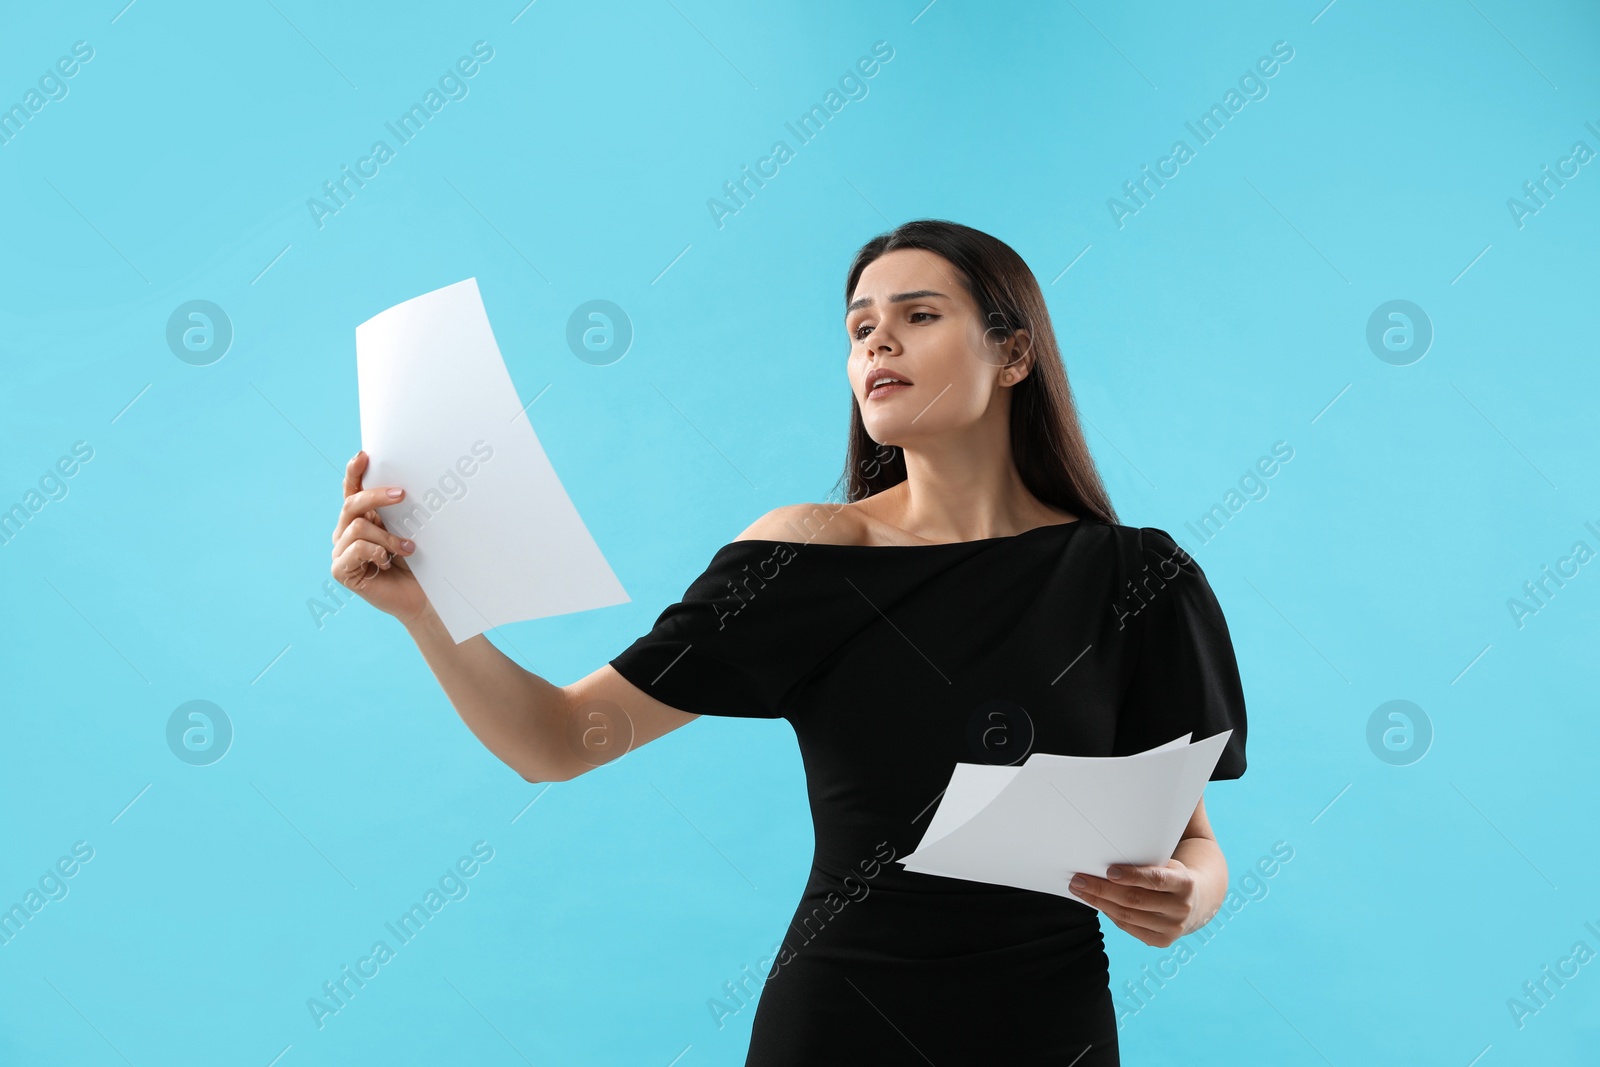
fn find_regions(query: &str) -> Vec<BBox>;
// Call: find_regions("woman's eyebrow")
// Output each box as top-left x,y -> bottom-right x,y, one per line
845,289 -> 948,314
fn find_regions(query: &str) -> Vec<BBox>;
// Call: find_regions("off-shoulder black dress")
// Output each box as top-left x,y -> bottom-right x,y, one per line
609,517 -> 1248,1066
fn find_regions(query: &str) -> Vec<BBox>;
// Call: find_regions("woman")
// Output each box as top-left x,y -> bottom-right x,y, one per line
330,219 -> 1248,1064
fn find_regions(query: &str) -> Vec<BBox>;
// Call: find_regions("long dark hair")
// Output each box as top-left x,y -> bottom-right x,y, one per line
831,219 -> 1119,525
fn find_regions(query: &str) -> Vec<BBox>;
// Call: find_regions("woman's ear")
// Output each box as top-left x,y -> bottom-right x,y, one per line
1000,328 -> 1033,385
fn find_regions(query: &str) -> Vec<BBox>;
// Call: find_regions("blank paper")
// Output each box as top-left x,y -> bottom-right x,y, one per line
355,278 -> 630,643
899,731 -> 1231,908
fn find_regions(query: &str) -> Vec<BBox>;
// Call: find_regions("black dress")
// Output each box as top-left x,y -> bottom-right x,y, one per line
609,517 -> 1248,1066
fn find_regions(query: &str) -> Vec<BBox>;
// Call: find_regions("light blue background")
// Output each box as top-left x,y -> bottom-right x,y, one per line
2,0 -> 1597,1064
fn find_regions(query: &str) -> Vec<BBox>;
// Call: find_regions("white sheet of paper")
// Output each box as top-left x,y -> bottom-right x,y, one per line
355,278 -> 630,643
913,734 -> 1193,853
898,731 -> 1230,907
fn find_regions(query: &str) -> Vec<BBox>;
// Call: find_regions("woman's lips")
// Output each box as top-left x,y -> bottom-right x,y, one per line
867,381 -> 912,400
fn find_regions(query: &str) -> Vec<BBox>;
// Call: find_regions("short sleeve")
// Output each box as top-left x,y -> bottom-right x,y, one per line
608,541 -> 806,719
1111,527 -> 1248,780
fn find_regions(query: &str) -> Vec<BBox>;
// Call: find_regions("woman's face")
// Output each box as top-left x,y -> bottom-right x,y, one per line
845,248 -> 1028,446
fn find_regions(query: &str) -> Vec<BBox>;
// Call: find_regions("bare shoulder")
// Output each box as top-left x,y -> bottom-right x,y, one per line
732,502 -> 868,546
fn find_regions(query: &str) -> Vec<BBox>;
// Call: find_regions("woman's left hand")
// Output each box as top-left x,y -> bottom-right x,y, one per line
1069,859 -> 1200,948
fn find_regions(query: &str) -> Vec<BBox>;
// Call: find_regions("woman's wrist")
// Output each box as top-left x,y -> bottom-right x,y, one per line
400,600 -> 445,640
1172,836 -> 1228,934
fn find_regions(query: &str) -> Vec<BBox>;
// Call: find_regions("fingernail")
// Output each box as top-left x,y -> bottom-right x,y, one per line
1107,867 -> 1122,880
1069,876 -> 1087,891
387,488 -> 403,498
400,539 -> 415,552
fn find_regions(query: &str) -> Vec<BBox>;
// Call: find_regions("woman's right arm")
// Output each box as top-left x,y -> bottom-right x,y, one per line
333,451 -> 701,783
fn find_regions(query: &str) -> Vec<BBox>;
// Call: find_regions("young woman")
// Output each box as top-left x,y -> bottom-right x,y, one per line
330,219 -> 1248,1065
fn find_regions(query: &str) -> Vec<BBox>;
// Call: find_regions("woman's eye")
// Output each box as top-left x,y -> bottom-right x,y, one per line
852,312 -> 935,341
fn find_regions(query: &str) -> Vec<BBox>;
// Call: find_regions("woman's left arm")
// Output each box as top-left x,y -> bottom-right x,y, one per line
1067,796 -> 1229,948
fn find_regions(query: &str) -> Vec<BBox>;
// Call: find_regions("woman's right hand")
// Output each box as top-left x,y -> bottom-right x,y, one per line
331,450 -> 432,625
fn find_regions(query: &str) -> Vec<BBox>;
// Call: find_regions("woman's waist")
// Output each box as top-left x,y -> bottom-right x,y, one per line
784,861 -> 1105,966
807,829 -> 1098,907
